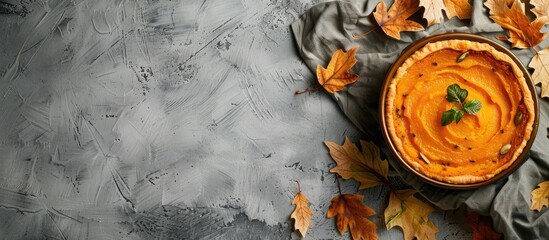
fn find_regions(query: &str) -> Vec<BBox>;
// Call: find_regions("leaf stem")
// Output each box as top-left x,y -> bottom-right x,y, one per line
295,180 -> 301,193
295,85 -> 321,95
335,174 -> 343,195
352,26 -> 380,39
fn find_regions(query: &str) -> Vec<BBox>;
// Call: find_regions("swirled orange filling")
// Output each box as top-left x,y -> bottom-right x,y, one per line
388,45 -> 533,184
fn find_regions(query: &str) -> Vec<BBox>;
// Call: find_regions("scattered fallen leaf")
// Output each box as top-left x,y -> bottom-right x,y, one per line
532,0 -> 549,24
484,0 -> 519,16
373,0 -> 424,40
528,48 -> 549,98
325,137 -> 389,190
467,211 -> 503,240
291,190 -> 313,237
484,0 -> 546,48
327,194 -> 378,240
315,47 -> 359,93
385,189 -> 439,240
531,181 -> 549,211
420,0 -> 472,26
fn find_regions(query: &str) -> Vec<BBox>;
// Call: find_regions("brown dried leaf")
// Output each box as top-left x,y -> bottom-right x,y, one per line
327,194 -> 378,240
467,211 -> 503,240
528,48 -> 549,98
384,190 -> 439,240
373,0 -> 424,40
316,47 -> 359,93
531,181 -> 549,211
325,137 -> 389,190
420,0 -> 473,26
291,192 -> 313,237
485,0 -> 546,48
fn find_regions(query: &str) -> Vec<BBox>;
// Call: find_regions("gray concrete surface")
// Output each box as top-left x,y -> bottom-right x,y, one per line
0,0 -> 472,239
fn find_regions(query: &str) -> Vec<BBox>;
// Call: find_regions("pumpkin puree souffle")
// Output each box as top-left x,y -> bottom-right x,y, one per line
385,39 -> 535,184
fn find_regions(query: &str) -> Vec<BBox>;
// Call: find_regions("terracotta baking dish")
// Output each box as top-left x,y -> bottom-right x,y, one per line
379,33 -> 539,189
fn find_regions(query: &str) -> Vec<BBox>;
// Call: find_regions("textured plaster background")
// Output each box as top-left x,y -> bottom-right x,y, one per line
0,0 -> 472,239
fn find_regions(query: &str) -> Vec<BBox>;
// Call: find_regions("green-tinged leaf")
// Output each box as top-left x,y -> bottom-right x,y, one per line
442,107 -> 463,126
455,108 -> 465,123
385,189 -> 439,240
446,84 -> 468,103
463,100 -> 482,114
442,109 -> 456,126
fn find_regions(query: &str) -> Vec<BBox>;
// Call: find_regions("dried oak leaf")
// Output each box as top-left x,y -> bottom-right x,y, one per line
419,0 -> 473,26
528,48 -> 549,98
532,0 -> 549,24
484,0 -> 546,48
373,0 -> 424,40
325,137 -> 389,190
327,194 -> 378,240
467,211 -> 503,240
531,181 -> 549,211
291,191 -> 313,237
385,189 -> 439,240
316,47 -> 359,93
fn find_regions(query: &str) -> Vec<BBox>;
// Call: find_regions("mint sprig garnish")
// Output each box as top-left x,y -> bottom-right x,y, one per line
462,100 -> 482,114
446,83 -> 468,104
441,84 -> 482,126
442,107 -> 464,126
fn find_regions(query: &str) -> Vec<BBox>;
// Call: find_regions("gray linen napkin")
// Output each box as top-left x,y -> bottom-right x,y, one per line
291,1 -> 549,239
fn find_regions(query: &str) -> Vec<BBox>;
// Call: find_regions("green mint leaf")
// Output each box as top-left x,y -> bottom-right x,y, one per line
442,108 -> 457,126
462,100 -> 482,114
454,108 -> 464,123
446,84 -> 468,103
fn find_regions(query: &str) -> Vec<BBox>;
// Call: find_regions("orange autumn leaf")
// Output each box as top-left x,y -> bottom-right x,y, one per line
325,137 -> 389,190
291,191 -> 313,237
373,0 -> 424,40
485,0 -> 546,48
531,181 -> 549,211
384,189 -> 439,240
467,211 -> 503,240
420,0 -> 473,26
315,47 -> 359,93
327,194 -> 378,240
528,48 -> 549,98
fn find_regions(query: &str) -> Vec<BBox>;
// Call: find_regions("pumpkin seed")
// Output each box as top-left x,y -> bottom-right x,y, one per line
514,111 -> 523,125
457,51 -> 469,63
419,152 -> 430,164
500,143 -> 511,155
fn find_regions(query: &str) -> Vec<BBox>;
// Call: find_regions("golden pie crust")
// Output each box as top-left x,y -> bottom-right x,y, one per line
385,39 -> 535,184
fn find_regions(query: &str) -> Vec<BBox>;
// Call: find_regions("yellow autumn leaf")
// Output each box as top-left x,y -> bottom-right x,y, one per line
484,0 -> 520,16
373,0 -> 424,40
325,137 -> 389,190
327,194 -> 379,240
385,189 -> 439,240
485,0 -> 546,48
291,191 -> 313,236
532,0 -> 549,24
528,48 -> 549,98
315,47 -> 359,93
420,0 -> 472,26
531,181 -> 549,211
